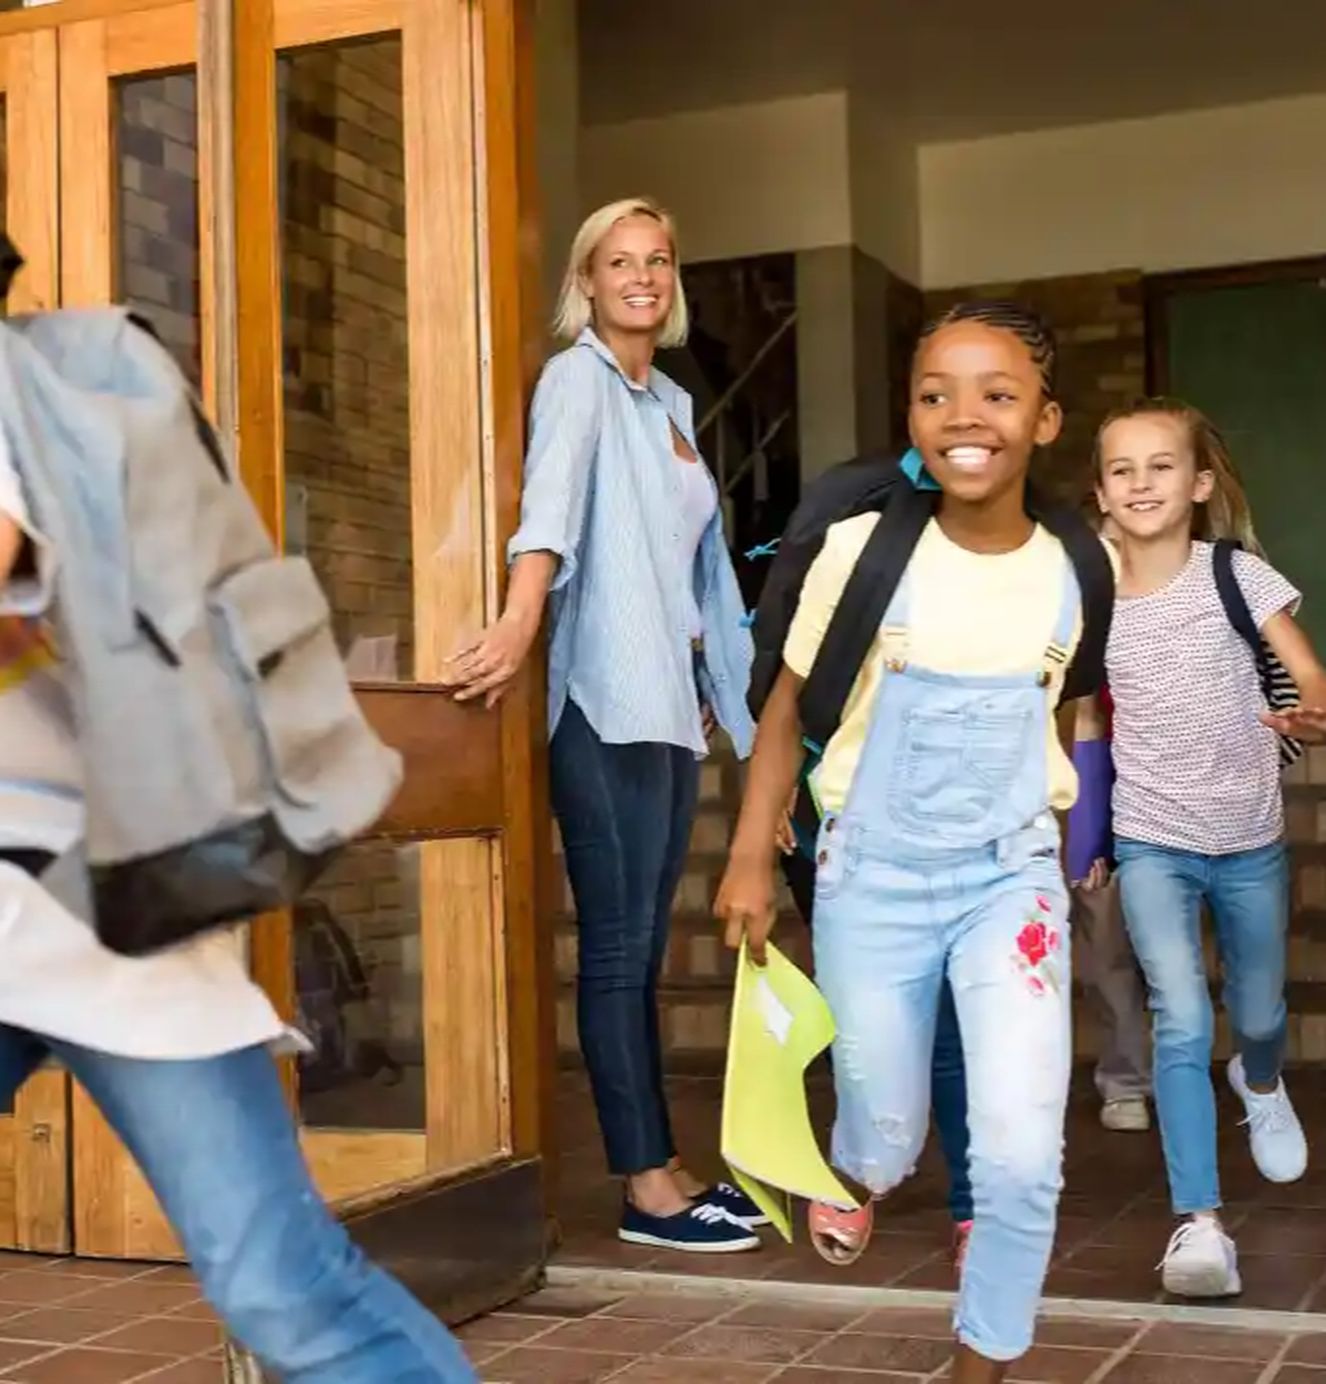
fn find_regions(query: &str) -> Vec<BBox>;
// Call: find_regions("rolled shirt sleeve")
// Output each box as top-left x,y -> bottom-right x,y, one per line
507,347 -> 601,591
1233,549 -> 1301,629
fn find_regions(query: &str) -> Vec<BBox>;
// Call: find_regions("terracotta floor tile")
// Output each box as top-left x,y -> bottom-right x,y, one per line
458,1314 -> 561,1346
0,1340 -> 53,1372
720,1300 -> 866,1333
798,1331 -> 953,1373
134,1268 -> 199,1289
510,1287 -> 625,1319
163,1302 -> 219,1325
1285,1333 -> 1326,1365
535,1317 -> 685,1354
773,1371 -> 925,1383
1035,1318 -> 1143,1350
1135,1322 -> 1286,1360
608,1362 -> 777,1383
38,1261 -> 152,1283
1097,1353 -> 1266,1382
63,1284 -> 201,1318
660,1324 -> 824,1365
468,1343 -> 634,1382
1009,1344 -> 1115,1382
851,1306 -> 955,1338
0,1307 -> 139,1345
602,1293 -> 731,1324
85,1316 -> 223,1358
0,1272 -> 101,1306
134,1361 -> 225,1383
0,1346 -> 177,1382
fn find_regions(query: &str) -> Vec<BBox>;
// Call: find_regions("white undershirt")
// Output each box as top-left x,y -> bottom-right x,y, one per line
0,432 -> 300,1059
677,457 -> 717,639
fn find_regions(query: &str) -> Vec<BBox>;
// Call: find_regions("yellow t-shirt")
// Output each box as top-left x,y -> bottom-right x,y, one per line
784,515 -> 1103,817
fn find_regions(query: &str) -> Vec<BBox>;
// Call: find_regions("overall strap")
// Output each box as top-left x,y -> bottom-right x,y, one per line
1041,553 -> 1082,685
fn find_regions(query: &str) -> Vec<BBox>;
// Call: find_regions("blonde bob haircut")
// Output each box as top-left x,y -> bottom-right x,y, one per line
552,197 -> 689,348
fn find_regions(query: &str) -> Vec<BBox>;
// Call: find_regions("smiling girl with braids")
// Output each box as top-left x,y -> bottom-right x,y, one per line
717,302 -> 1114,1382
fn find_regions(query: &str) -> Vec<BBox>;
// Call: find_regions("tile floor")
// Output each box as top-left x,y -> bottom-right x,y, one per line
553,1065 -> 1326,1312
462,1281 -> 1326,1382
0,1254 -> 221,1382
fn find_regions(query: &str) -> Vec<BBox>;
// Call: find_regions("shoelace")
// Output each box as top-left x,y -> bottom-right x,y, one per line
1157,1219 -> 1222,1270
1240,1087 -> 1294,1136
690,1202 -> 742,1226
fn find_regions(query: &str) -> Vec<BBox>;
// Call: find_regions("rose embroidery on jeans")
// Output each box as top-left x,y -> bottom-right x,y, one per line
1013,913 -> 1062,997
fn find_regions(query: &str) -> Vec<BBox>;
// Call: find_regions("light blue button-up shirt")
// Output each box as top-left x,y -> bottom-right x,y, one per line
509,328 -> 754,758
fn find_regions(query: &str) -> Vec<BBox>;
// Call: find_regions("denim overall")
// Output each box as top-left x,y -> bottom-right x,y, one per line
813,554 -> 1079,1362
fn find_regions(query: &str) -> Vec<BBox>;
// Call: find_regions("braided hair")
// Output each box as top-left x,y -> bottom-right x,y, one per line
918,299 -> 1058,399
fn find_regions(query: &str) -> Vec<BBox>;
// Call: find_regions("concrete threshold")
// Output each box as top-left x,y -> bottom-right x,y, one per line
547,1262 -> 1326,1336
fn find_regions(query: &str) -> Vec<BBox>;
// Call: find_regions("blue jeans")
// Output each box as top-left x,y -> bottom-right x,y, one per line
550,698 -> 700,1174
0,1028 -> 476,1382
1115,838 -> 1289,1214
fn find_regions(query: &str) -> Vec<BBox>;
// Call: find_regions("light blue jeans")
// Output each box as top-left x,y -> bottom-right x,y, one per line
815,822 -> 1072,1362
0,1027 -> 477,1382
1115,838 -> 1289,1214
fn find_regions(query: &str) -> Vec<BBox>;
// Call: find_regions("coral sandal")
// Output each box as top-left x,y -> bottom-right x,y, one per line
808,1198 -> 874,1265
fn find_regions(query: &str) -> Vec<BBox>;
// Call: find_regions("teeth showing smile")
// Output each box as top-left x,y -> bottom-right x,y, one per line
944,446 -> 994,471
623,296 -> 658,308
1127,501 -> 1161,511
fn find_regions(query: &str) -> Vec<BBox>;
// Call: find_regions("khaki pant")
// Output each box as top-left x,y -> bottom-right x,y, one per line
1073,877 -> 1150,1100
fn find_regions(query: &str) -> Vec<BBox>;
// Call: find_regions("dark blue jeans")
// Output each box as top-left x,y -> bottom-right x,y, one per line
783,848 -> 972,1222
551,699 -> 700,1175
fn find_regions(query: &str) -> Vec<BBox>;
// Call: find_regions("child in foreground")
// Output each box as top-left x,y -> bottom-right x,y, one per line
717,301 -> 1100,1381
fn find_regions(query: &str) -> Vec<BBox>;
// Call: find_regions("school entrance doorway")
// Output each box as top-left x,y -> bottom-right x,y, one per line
0,0 -> 550,1315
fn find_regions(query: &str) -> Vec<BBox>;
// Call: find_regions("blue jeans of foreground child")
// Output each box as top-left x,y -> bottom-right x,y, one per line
0,1028 -> 478,1382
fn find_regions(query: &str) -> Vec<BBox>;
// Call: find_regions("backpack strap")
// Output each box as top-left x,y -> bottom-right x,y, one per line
1212,538 -> 1261,655
798,484 -> 936,750
1034,499 -> 1115,703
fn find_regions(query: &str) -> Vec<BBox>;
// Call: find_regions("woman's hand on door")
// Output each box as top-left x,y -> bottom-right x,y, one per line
440,610 -> 537,707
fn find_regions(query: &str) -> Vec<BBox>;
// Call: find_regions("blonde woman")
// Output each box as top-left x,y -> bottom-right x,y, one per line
443,199 -> 761,1252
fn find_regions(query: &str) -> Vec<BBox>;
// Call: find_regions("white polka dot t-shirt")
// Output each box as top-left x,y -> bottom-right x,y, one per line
1107,541 -> 1300,855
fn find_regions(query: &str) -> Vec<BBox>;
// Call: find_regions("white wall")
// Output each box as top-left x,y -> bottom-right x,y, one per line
848,94 -> 920,285
921,92 -> 1326,288
795,247 -> 858,480
579,93 -> 852,264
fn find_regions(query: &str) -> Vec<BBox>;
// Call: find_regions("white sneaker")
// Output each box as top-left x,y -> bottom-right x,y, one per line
1228,1055 -> 1308,1183
1159,1218 -> 1241,1298
1101,1097 -> 1151,1132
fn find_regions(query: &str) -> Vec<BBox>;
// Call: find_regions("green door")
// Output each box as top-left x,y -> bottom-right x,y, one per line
1162,276 -> 1326,648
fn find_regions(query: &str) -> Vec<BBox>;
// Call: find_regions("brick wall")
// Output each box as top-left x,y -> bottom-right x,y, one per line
118,74 -> 201,385
924,270 -> 1147,507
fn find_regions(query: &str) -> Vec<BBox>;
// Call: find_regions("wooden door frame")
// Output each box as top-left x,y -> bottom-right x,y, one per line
0,26 -> 70,1255
0,0 -> 551,1289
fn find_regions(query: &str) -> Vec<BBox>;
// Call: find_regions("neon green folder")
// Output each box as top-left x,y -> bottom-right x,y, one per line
720,940 -> 858,1242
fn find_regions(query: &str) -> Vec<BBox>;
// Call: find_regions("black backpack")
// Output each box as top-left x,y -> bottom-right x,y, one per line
1212,539 -> 1302,767
746,448 -> 1116,856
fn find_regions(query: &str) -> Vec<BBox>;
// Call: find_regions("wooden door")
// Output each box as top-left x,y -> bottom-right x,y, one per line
0,24 -> 69,1257
0,0 -> 551,1303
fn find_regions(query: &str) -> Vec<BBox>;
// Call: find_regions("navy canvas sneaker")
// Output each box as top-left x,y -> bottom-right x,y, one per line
618,1200 -> 761,1253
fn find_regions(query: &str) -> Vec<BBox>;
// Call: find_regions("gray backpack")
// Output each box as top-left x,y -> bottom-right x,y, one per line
0,307 -> 402,955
